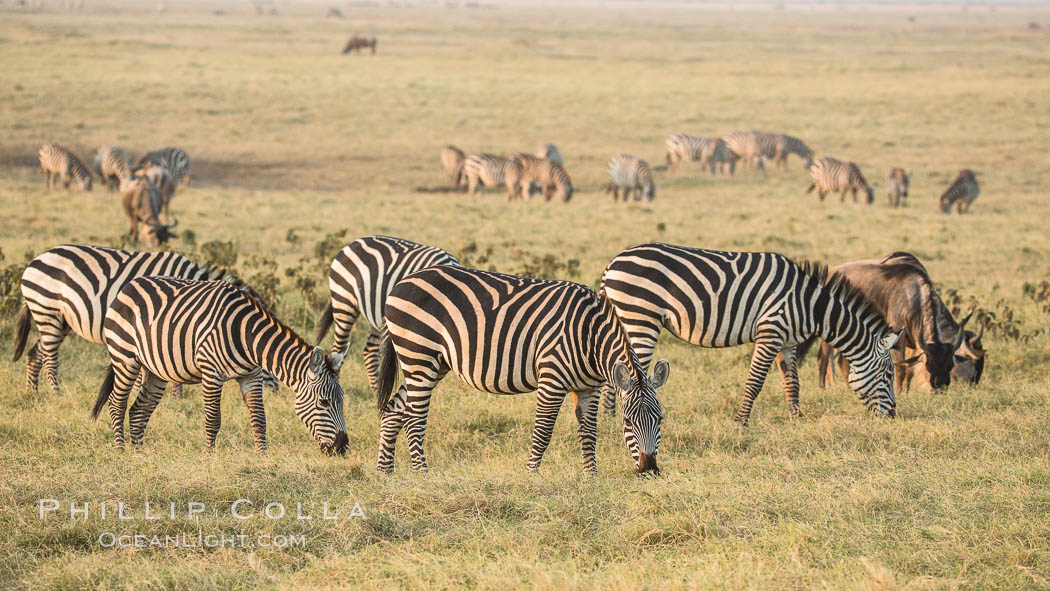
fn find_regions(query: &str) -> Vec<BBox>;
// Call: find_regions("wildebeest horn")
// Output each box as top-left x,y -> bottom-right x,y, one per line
952,306 -> 974,349
974,321 -> 985,341
167,215 -> 179,229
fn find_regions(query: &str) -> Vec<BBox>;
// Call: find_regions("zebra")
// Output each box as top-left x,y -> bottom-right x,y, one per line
93,145 -> 131,191
607,154 -> 655,201
806,156 -> 874,204
754,131 -> 814,170
665,134 -> 730,174
93,277 -> 348,454
939,169 -> 979,213
136,147 -> 190,186
887,167 -> 910,207
315,235 -> 460,392
600,243 -> 899,425
535,143 -> 564,165
464,153 -> 521,200
374,266 -> 669,475
514,153 -> 574,202
38,144 -> 93,191
722,131 -> 766,174
12,245 -> 239,393
440,145 -> 467,188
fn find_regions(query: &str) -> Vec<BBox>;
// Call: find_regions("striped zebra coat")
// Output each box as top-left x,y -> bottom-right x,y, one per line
723,131 -> 766,174
315,235 -> 460,392
607,154 -> 655,201
755,132 -> 813,170
93,145 -> 131,191
939,169 -> 979,213
13,245 -> 235,393
94,277 -> 348,454
887,167 -> 910,207
665,134 -> 730,174
440,145 -> 467,188
38,144 -> 93,191
137,147 -> 190,186
375,266 -> 669,475
600,243 -> 899,425
464,153 -> 522,200
807,156 -> 874,204
514,154 -> 574,202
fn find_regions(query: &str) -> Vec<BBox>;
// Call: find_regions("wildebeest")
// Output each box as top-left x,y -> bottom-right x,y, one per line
120,176 -> 177,247
813,252 -> 969,393
343,35 -> 377,55
887,167 -> 910,207
134,162 -> 176,222
900,297 -> 985,390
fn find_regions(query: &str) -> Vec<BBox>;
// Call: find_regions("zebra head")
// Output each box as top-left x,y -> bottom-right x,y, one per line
846,330 -> 900,418
296,346 -> 348,455
613,358 -> 669,475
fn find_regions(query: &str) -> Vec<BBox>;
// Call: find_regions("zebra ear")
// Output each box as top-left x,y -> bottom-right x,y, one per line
650,359 -> 670,388
329,352 -> 345,374
612,361 -> 633,391
309,347 -> 326,374
881,330 -> 902,350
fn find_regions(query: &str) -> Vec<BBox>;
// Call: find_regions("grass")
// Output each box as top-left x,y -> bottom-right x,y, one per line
2,1 -> 1050,589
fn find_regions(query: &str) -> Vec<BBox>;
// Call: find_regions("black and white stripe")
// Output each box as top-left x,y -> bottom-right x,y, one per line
374,266 -> 669,475
887,167 -> 910,207
665,134 -> 730,174
723,131 -> 766,174
93,145 -> 131,191
315,235 -> 460,392
607,154 -> 655,201
939,169 -> 979,214
807,156 -> 874,204
514,153 -> 574,202
38,143 -> 93,191
754,131 -> 813,170
93,277 -> 348,453
137,147 -> 190,186
600,243 -> 899,424
464,153 -> 522,200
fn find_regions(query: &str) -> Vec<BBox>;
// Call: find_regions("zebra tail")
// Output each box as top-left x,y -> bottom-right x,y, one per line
795,334 -> 819,365
91,366 -> 115,420
315,302 -> 334,344
11,302 -> 31,362
375,331 -> 397,413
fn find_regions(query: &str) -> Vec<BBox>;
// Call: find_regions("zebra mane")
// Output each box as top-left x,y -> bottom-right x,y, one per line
598,292 -> 644,379
794,259 -> 890,334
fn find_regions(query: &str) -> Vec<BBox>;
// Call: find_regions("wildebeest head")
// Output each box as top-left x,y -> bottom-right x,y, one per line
920,341 -> 955,389
953,322 -> 986,385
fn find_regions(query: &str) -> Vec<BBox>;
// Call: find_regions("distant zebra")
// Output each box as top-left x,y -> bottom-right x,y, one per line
93,277 -> 348,453
755,131 -> 813,170
13,245 -> 239,394
887,167 -> 910,207
607,154 -> 655,201
464,153 -> 522,200
375,266 -> 669,474
600,243 -> 899,424
137,147 -> 190,186
440,145 -> 467,188
939,169 -> 979,213
514,153 -> 574,202
38,144 -> 93,191
535,143 -> 564,165
93,145 -> 130,191
315,235 -> 460,392
806,156 -> 874,204
665,134 -> 730,174
723,131 -> 766,174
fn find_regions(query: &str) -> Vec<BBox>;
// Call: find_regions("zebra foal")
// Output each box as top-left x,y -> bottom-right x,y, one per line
375,266 -> 669,475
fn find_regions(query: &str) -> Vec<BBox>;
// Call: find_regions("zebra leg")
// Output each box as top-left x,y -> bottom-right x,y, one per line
237,375 -> 267,453
574,389 -> 600,474
402,384 -> 435,473
817,340 -> 831,389
377,384 -> 407,474
776,346 -> 803,419
527,383 -> 566,472
362,329 -> 382,393
128,370 -> 167,446
108,362 -> 141,448
201,375 -> 226,450
601,382 -> 618,416
735,331 -> 785,425
329,303 -> 359,358
38,322 -> 70,392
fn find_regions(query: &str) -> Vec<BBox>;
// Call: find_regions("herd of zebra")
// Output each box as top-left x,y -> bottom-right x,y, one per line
440,131 -> 980,213
37,143 -> 190,246
11,234 -> 985,475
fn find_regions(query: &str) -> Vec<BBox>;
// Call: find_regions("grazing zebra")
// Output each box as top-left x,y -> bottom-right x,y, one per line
887,167 -> 910,207
464,153 -> 522,200
754,131 -> 814,170
535,143 -> 564,165
514,153 -> 574,202
93,145 -> 130,191
440,145 -> 467,188
13,245 -> 239,394
806,156 -> 874,204
137,147 -> 190,186
93,277 -> 348,454
939,169 -> 979,213
38,144 -> 93,191
665,134 -> 730,174
315,235 -> 460,392
375,266 -> 669,474
607,154 -> 655,202
722,131 -> 766,174
600,243 -> 899,424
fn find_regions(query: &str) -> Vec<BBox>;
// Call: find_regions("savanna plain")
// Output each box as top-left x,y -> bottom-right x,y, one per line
1,1 -> 1050,589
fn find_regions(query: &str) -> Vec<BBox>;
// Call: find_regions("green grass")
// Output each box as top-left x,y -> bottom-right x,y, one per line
2,1 -> 1050,589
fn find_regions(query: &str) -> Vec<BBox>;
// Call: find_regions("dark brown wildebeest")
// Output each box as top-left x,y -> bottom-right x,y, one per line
812,252 -> 970,393
120,176 -> 177,247
343,35 -> 377,55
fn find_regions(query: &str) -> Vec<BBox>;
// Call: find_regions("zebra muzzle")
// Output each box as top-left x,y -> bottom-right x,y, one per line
637,452 -> 659,476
